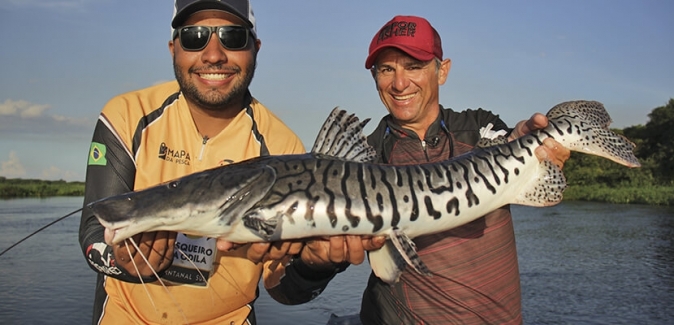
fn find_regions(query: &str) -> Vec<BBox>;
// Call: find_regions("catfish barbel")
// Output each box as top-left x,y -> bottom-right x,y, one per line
89,100 -> 640,284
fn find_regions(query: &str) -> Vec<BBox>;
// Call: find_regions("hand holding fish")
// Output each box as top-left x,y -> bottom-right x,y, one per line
215,240 -> 304,263
509,113 -> 549,141
215,235 -> 386,270
298,235 -> 387,270
510,113 -> 571,168
537,138 -> 571,168
112,231 -> 176,277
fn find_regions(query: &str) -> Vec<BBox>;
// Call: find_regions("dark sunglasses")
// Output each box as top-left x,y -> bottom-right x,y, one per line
173,25 -> 251,51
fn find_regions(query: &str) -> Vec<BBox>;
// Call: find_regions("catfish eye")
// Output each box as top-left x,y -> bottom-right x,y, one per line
168,181 -> 179,189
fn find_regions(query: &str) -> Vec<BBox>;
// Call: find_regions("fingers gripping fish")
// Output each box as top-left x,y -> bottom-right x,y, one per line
89,101 -> 640,284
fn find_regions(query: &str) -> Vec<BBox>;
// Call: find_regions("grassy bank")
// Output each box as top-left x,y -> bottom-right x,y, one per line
563,185 -> 674,206
0,177 -> 85,198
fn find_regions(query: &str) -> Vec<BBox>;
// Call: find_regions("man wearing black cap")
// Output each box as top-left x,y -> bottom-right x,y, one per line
359,15 -> 570,324
78,1 -> 380,324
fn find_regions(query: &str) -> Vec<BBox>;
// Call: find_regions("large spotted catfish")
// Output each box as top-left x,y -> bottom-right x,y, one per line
90,100 -> 640,284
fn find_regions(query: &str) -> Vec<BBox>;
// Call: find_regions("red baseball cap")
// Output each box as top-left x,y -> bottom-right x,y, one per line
365,15 -> 443,69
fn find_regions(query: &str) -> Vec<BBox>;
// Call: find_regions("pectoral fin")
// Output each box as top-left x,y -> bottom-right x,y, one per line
368,228 -> 431,285
515,159 -> 566,207
389,228 -> 430,276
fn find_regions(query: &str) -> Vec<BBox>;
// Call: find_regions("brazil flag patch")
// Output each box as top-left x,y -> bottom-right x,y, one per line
88,142 -> 107,166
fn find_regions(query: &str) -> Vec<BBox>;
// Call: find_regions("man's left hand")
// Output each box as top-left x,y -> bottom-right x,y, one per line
509,113 -> 571,168
216,235 -> 386,271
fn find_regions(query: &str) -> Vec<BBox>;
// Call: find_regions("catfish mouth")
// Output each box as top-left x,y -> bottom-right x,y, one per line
88,196 -> 151,246
100,219 -> 138,246
103,227 -> 122,246
100,217 -> 191,246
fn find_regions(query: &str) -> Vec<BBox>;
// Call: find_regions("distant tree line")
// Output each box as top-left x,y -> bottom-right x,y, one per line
563,98 -> 674,205
0,177 -> 84,198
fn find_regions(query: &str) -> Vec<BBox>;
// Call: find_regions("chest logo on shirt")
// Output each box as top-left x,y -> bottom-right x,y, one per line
158,142 -> 191,166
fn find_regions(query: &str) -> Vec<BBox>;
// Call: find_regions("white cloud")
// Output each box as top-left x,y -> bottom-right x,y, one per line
0,99 -> 94,137
41,166 -> 80,182
51,114 -> 92,128
0,151 -> 27,178
0,99 -> 50,118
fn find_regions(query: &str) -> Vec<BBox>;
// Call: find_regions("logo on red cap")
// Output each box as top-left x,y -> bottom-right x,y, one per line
376,21 -> 418,43
365,16 -> 442,69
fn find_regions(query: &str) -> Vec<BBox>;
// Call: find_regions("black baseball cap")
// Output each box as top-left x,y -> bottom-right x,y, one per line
172,0 -> 256,35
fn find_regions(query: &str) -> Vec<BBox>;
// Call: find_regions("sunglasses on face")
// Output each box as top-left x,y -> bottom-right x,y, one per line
173,25 -> 251,51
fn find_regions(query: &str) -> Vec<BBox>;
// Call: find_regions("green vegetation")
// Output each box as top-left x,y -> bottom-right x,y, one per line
0,177 -> 84,198
563,186 -> 674,205
1,99 -> 673,205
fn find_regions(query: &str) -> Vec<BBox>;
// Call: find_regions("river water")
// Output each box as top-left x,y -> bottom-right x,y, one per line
0,197 -> 672,324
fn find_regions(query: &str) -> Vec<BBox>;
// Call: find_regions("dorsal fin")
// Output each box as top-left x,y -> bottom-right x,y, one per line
310,107 -> 377,163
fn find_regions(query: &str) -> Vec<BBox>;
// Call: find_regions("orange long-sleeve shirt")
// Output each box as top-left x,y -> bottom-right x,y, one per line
79,81 -> 308,324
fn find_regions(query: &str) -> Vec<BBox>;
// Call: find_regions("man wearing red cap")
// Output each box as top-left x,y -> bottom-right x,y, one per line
359,15 -> 570,324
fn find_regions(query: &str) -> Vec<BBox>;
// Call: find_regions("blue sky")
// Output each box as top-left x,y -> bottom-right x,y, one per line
0,0 -> 672,181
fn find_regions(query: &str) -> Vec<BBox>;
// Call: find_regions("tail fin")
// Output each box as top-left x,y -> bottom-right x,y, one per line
545,100 -> 641,168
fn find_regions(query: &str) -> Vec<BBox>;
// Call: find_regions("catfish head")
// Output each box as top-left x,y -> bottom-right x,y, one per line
88,163 -> 277,245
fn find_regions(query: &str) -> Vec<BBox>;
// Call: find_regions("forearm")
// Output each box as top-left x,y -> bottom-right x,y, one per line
78,117 -> 154,283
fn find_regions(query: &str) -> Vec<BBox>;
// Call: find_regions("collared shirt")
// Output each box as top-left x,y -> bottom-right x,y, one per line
361,105 -> 523,325
80,81 -> 307,324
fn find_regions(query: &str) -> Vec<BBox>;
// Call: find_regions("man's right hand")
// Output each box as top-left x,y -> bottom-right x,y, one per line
299,235 -> 387,271
112,231 -> 176,278
215,235 -> 386,270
